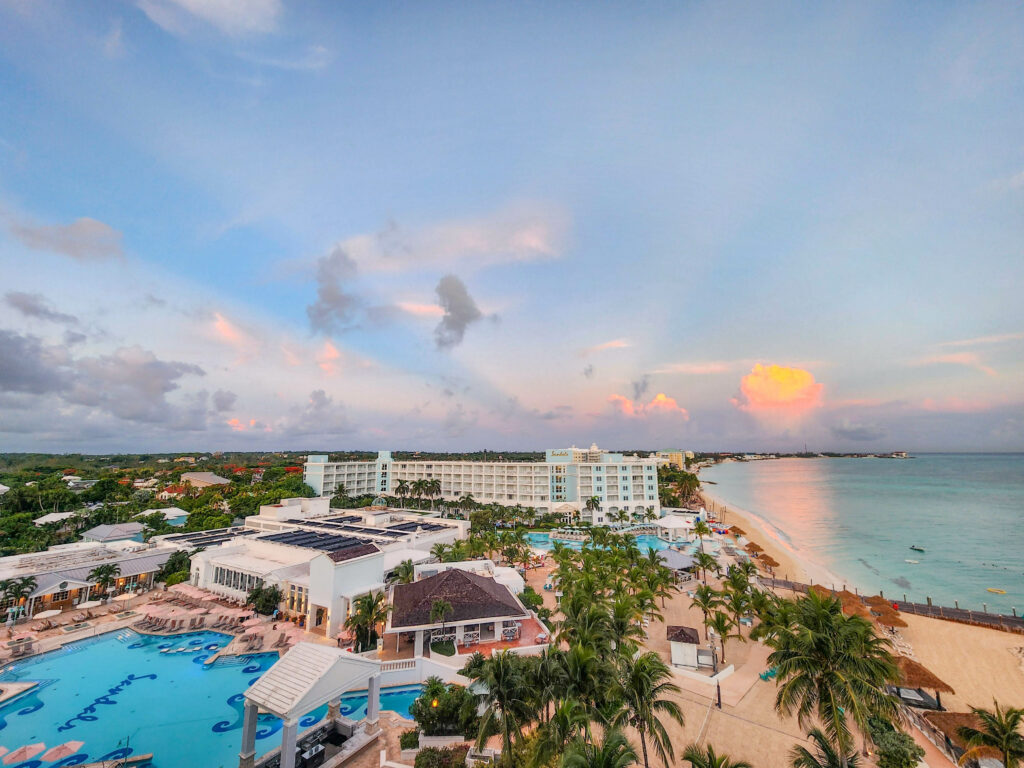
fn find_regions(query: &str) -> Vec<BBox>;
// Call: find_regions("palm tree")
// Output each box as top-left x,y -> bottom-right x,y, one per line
956,701 -> 1024,768
561,728 -> 637,768
476,650 -> 533,754
790,728 -> 861,768
0,576 -> 36,620
694,551 -> 719,585
766,591 -> 900,767
344,591 -> 391,652
411,479 -> 428,508
691,585 -> 721,640
706,611 -> 736,663
459,493 -> 476,513
430,542 -> 448,561
426,478 -> 442,510
395,479 -> 410,508
681,743 -> 752,768
89,563 -> 121,597
612,651 -> 685,768
430,598 -> 453,637
533,697 -> 590,767
584,496 -> 602,523
692,520 -> 712,552
391,558 -> 415,584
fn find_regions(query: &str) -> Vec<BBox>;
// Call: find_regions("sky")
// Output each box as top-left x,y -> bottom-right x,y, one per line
1,0 -> 1023,454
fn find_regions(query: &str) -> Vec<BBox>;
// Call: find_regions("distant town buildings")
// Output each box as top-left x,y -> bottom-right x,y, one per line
304,444 -> 661,524
180,471 -> 230,488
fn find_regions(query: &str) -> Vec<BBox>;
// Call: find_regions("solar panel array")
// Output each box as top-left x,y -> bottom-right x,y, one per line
164,527 -> 258,547
389,521 -> 448,533
319,514 -> 362,524
284,519 -> 404,539
261,529 -> 379,555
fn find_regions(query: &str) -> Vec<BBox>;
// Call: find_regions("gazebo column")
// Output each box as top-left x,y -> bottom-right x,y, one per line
279,718 -> 299,768
414,630 -> 424,656
238,701 -> 259,768
327,698 -> 341,720
366,673 -> 381,726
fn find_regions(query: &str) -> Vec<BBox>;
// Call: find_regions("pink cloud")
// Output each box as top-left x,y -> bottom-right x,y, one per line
316,340 -> 341,375
913,352 -> 997,377
396,301 -> 445,317
656,361 -> 733,375
608,392 -> 689,419
582,339 -> 631,356
732,363 -> 824,414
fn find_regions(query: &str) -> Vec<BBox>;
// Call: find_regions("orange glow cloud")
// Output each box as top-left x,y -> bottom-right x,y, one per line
733,363 -> 824,414
609,392 -> 689,419
212,312 -> 245,346
316,340 -> 341,375
227,418 -> 270,432
582,339 -> 630,356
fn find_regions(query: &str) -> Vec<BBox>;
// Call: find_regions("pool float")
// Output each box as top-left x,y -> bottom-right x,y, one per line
987,588 -> 1007,594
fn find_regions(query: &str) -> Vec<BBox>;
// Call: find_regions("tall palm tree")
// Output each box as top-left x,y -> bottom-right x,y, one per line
391,558 -> 415,584
344,591 -> 391,652
694,551 -> 719,585
88,563 -> 121,596
691,585 -> 722,640
681,743 -> 752,768
584,496 -> 602,521
533,697 -> 590,768
706,611 -> 735,663
411,479 -> 428,508
766,591 -> 900,767
790,728 -> 861,768
692,520 -> 712,552
430,542 -> 449,561
430,599 -> 453,637
395,479 -> 410,508
612,651 -> 685,768
476,650 -> 533,754
956,701 -> 1024,768
561,728 -> 637,768
459,493 -> 476,513
426,478 -> 442,510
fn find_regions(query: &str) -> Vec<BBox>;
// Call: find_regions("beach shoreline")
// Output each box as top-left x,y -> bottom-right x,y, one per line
701,488 -> 857,594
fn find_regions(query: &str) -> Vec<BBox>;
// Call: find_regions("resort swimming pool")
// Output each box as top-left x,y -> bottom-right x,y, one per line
0,630 -> 422,768
526,532 -> 679,551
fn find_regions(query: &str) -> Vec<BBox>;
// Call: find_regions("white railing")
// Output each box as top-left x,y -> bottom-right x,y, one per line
380,659 -> 416,671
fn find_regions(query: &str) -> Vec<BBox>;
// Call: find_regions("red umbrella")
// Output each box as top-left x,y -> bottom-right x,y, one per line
42,741 -> 84,761
4,743 -> 46,764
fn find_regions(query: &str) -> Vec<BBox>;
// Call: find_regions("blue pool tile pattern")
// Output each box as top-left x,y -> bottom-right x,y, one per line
0,630 -> 422,768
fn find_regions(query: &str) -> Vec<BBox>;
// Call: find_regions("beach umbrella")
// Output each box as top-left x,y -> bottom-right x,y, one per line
3,743 -> 45,764
113,593 -> 136,603
873,608 -> 908,628
77,600 -> 103,609
42,741 -> 84,761
759,555 -> 780,569
744,542 -> 763,553
242,617 -> 263,628
33,609 -> 63,619
243,626 -> 262,636
865,595 -> 890,609
809,584 -> 834,599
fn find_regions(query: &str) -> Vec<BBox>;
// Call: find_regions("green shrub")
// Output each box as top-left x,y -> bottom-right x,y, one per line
399,730 -> 420,750
430,640 -> 455,656
520,586 -> 543,611
874,730 -> 925,768
414,745 -> 470,768
164,571 -> 190,586
409,677 -> 478,738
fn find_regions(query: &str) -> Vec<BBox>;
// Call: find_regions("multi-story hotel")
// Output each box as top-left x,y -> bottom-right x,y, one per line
303,444 -> 661,524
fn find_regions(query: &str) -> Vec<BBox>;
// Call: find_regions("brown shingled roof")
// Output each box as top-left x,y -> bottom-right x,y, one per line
666,625 -> 700,644
390,569 -> 527,628
328,543 -> 380,562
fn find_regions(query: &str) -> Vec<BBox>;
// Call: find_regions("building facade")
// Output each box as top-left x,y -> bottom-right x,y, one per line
304,444 -> 661,524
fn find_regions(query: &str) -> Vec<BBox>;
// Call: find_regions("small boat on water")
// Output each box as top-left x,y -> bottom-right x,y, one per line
905,559 -> 919,564
987,588 -> 1007,594
909,546 -> 925,552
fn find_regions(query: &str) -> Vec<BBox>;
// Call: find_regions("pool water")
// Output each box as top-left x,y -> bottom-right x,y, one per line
0,630 -> 422,768
526,532 -> 681,552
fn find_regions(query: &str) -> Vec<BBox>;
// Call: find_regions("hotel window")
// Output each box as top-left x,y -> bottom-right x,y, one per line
52,590 -> 70,602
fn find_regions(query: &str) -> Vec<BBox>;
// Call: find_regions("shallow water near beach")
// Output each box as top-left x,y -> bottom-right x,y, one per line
702,454 -> 1024,613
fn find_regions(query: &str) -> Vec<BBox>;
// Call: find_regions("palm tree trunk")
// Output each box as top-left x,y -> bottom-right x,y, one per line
639,728 -> 650,768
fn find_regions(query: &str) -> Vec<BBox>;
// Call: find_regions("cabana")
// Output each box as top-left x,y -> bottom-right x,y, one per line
657,550 -> 697,582
240,642 -> 382,768
891,656 -> 955,710
666,625 -> 703,669
655,515 -> 694,542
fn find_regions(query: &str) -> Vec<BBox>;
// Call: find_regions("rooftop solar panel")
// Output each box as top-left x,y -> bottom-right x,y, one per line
261,529 -> 373,553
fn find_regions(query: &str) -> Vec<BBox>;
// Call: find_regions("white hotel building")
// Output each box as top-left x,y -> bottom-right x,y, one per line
303,444 -> 662,525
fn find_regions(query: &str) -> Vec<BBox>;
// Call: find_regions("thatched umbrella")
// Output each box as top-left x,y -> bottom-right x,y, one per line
873,605 -> 908,628
865,594 -> 891,609
809,584 -> 834,599
759,555 -> 780,571
895,656 -> 955,709
843,601 -> 873,620
730,525 -> 747,536
744,542 -> 764,554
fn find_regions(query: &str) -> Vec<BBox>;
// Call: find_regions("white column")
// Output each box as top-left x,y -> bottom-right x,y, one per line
366,673 -> 381,725
279,719 -> 298,768
238,701 -> 259,768
414,630 -> 424,657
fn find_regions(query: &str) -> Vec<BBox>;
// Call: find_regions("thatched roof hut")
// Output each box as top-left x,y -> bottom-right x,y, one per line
896,656 -> 955,694
921,711 -> 1001,762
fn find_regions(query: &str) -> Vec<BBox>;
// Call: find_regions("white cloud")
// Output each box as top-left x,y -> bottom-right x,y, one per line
137,0 -> 282,37
7,216 -> 123,261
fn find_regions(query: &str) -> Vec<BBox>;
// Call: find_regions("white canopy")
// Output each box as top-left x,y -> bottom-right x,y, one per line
77,600 -> 103,609
245,642 -> 380,720
34,609 -> 63,619
657,515 -> 695,529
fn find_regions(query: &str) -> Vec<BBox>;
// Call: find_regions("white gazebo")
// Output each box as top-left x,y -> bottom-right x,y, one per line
656,515 -> 694,542
239,642 -> 382,768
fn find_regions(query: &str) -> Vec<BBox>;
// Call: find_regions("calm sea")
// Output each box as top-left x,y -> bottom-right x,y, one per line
701,455 -> 1024,614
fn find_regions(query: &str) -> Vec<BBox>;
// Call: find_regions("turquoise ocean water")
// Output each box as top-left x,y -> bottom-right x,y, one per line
701,455 -> 1024,613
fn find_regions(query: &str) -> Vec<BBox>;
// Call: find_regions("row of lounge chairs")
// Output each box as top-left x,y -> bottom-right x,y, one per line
133,616 -> 208,632
30,606 -> 120,632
